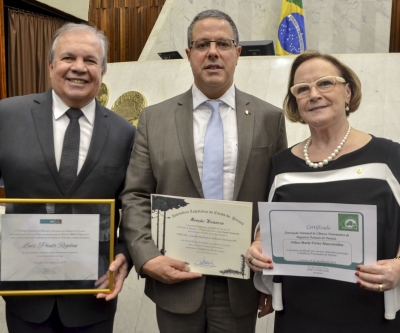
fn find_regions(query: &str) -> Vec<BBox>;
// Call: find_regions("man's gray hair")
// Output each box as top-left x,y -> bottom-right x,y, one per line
187,9 -> 239,48
48,23 -> 108,73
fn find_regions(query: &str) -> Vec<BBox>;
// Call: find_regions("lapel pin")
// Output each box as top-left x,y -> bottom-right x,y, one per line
245,110 -> 250,115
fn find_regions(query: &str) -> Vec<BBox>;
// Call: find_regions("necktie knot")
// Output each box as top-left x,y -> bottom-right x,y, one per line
66,108 -> 83,120
204,100 -> 220,113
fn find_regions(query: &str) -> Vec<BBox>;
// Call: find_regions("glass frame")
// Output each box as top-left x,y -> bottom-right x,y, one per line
190,38 -> 236,51
290,76 -> 346,98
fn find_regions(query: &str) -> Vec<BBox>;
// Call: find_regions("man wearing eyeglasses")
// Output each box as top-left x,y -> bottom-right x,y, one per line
121,9 -> 287,333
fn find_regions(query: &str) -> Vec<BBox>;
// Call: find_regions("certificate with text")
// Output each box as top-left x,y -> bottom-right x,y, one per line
1,214 -> 99,281
151,195 -> 252,279
259,202 -> 377,283
0,198 -> 115,296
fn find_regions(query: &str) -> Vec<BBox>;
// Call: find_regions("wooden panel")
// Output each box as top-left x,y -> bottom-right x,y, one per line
390,0 -> 400,52
0,0 -> 6,99
89,0 -> 167,62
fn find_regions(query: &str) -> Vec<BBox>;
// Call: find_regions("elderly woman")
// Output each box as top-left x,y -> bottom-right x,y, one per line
247,51 -> 400,332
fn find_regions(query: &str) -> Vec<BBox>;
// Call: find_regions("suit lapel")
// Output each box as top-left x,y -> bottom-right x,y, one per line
31,90 -> 64,193
31,94 -> 109,197
233,89 -> 254,200
175,90 -> 204,198
68,102 -> 109,196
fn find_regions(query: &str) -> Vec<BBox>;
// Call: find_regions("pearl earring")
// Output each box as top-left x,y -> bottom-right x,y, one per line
345,103 -> 350,112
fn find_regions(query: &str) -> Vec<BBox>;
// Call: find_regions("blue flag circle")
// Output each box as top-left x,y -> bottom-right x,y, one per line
278,13 -> 306,54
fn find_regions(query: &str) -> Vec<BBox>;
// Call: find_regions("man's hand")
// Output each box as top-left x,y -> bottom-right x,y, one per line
142,255 -> 202,284
95,253 -> 128,300
257,293 -> 274,318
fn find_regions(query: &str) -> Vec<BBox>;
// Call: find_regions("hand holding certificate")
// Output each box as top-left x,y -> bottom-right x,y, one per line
257,202 -> 400,320
151,195 -> 253,279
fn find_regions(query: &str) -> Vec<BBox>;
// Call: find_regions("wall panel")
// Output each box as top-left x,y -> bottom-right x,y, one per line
0,0 -> 6,100
390,0 -> 400,52
89,0 -> 167,62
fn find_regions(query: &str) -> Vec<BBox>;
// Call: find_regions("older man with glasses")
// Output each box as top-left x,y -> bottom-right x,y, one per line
121,9 -> 287,333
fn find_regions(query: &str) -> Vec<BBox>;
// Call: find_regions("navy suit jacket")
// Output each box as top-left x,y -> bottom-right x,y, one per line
0,89 -> 135,326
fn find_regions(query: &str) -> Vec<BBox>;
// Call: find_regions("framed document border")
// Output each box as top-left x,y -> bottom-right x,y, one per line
0,198 -> 115,296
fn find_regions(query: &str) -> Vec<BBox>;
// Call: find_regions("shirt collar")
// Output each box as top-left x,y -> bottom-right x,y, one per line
52,90 -> 96,125
192,83 -> 236,110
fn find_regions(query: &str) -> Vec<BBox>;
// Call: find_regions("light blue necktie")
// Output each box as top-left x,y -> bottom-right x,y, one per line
202,100 -> 224,200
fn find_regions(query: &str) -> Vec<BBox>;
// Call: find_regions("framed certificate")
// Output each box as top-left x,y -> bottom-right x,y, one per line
0,198 -> 115,296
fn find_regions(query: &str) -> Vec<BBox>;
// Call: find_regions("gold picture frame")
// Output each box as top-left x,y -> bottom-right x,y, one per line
0,198 -> 115,296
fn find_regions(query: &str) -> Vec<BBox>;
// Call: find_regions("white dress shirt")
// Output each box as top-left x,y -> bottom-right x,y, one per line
192,84 -> 238,201
52,90 -> 95,173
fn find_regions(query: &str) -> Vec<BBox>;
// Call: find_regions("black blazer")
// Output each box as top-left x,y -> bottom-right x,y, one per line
0,90 -> 135,326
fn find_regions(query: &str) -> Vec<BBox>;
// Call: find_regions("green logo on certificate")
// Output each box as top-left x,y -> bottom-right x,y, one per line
338,214 -> 359,231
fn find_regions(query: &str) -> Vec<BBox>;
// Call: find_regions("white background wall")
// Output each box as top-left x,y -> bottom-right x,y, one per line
140,0 -> 392,61
33,0 -> 394,60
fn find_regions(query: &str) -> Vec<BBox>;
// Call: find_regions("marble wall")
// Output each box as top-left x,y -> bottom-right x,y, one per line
104,53 -> 400,147
140,0 -> 392,61
306,0 -> 392,54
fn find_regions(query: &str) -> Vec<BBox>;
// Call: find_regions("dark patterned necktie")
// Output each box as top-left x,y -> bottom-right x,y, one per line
59,108 -> 83,193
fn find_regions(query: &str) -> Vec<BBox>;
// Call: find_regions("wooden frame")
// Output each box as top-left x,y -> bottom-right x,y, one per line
0,0 -> 85,100
390,0 -> 400,52
0,0 -> 6,100
89,0 -> 167,62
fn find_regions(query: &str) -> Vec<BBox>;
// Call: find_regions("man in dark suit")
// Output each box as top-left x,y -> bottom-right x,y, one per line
121,9 -> 287,333
0,23 -> 135,332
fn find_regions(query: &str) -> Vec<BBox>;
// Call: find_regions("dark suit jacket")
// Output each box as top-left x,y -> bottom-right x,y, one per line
0,89 -> 135,326
121,88 -> 287,316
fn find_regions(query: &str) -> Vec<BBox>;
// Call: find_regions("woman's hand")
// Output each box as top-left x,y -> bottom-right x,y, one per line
356,258 -> 400,292
245,230 -> 274,272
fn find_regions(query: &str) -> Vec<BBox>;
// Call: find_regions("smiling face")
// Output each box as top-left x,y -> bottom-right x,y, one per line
185,17 -> 241,99
49,29 -> 104,109
294,58 -> 351,130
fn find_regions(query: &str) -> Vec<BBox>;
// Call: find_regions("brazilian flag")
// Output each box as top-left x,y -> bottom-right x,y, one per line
276,0 -> 306,55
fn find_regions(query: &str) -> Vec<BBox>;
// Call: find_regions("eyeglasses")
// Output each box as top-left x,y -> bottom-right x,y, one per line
190,38 -> 236,52
290,76 -> 346,98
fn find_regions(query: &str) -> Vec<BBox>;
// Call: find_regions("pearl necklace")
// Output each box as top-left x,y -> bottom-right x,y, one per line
304,126 -> 351,168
